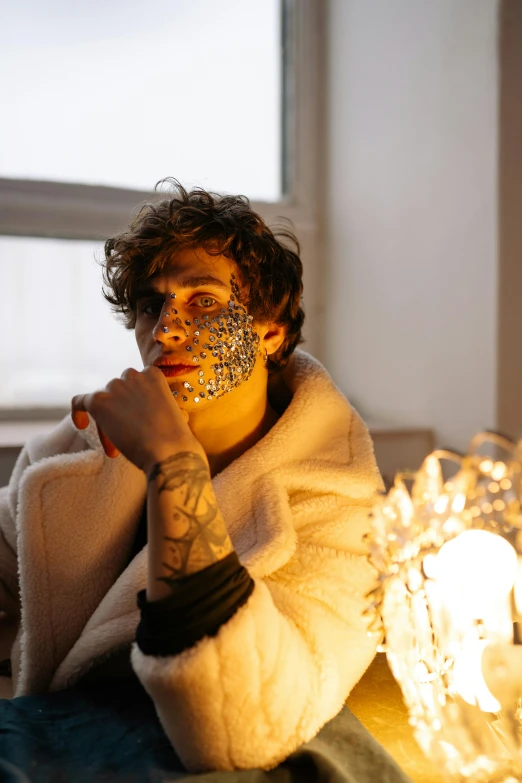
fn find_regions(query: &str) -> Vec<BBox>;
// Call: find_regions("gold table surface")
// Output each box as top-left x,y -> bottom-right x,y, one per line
346,653 -> 445,783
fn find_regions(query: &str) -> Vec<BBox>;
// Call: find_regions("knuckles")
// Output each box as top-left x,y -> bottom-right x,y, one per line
72,367 -> 163,418
120,367 -> 140,380
143,365 -> 161,378
89,391 -> 111,413
105,377 -> 124,391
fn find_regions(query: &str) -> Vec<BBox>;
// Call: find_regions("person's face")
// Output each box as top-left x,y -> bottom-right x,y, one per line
134,247 -> 264,413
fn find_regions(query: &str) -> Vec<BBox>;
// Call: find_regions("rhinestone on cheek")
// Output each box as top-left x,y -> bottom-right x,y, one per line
186,346 -> 192,352
192,281 -> 260,401
170,292 -> 176,299
182,395 -> 188,402
194,397 -> 200,403
163,327 -> 169,333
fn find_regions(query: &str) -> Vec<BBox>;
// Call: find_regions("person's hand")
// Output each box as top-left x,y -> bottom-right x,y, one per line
70,366 -> 195,472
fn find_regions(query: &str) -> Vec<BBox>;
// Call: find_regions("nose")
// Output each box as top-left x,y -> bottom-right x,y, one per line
152,301 -> 189,345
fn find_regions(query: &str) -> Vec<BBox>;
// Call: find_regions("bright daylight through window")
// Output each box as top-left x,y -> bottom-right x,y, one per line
0,0 -> 283,410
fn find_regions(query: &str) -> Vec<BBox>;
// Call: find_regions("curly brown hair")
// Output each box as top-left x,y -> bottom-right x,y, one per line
98,180 -> 305,372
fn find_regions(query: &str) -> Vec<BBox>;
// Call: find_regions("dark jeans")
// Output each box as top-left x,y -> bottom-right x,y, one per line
0,679 -> 412,783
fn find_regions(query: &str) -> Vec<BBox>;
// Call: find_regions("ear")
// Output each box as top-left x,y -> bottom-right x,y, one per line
258,322 -> 286,358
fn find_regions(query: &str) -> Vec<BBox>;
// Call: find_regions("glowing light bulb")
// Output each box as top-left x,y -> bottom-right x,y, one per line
434,530 -> 516,605
433,530 -> 517,641
433,532 -> 517,712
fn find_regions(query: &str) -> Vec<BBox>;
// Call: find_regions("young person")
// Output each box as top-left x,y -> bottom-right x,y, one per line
0,184 -> 384,773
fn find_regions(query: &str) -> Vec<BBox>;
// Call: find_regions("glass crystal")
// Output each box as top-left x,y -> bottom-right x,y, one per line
368,433 -> 522,781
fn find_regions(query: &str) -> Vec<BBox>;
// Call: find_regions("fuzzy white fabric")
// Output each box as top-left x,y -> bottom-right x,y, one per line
0,350 -> 383,772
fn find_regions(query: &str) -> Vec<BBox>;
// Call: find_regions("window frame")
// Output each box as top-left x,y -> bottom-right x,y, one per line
0,0 -> 324,422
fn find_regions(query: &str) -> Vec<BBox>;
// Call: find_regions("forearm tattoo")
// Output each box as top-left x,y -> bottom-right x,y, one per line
148,451 -> 233,583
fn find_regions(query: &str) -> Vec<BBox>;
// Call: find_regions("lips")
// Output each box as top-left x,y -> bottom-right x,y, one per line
157,365 -> 197,377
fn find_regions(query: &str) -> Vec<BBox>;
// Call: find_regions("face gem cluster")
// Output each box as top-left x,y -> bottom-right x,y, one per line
158,275 -> 260,404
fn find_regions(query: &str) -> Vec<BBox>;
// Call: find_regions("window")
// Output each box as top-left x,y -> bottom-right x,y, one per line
0,236 -> 142,408
0,0 -> 323,419
1,0 -> 282,200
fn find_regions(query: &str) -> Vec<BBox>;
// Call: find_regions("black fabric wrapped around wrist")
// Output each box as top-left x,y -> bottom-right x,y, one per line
135,551 -> 255,657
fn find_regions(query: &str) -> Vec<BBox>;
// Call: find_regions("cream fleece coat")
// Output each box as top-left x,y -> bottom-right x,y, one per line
0,350 -> 382,772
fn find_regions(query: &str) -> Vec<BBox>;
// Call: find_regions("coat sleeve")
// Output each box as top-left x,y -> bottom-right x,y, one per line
130,413 -> 383,773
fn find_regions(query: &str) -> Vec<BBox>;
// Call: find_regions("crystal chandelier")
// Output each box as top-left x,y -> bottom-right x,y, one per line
368,432 -> 522,783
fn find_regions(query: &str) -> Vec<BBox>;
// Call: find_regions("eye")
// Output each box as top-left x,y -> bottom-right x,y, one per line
193,295 -> 217,309
140,301 -> 163,316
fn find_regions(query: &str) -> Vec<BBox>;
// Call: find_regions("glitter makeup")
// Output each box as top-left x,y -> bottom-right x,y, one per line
196,281 -> 260,401
159,282 -> 261,404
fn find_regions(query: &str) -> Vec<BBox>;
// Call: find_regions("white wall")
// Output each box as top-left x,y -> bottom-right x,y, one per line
323,0 -> 499,452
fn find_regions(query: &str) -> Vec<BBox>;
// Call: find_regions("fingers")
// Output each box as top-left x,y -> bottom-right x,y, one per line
71,394 -> 89,430
96,424 -> 120,459
71,393 -> 119,458
144,364 -> 190,425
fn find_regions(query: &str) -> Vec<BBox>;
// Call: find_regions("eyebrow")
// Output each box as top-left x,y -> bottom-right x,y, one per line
134,275 -> 230,300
